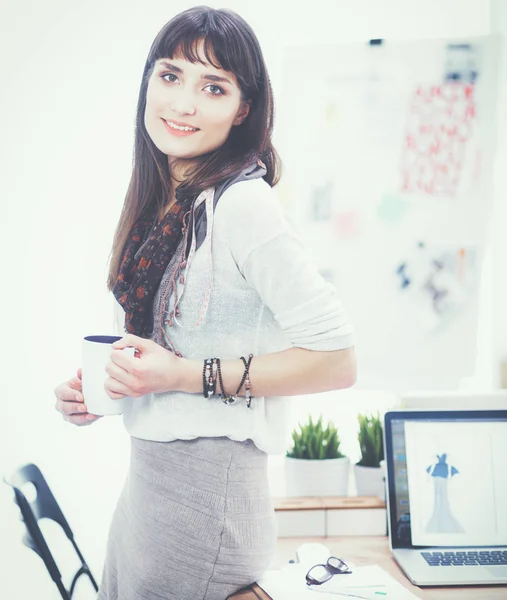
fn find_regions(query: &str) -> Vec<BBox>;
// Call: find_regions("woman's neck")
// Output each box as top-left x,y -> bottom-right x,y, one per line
158,158 -> 191,222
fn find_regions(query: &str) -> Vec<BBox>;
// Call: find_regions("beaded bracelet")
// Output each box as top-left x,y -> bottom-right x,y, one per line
216,358 -> 235,404
240,354 -> 254,408
202,358 -> 217,398
202,358 -> 212,398
211,359 -> 218,392
245,371 -> 252,408
215,355 -> 254,406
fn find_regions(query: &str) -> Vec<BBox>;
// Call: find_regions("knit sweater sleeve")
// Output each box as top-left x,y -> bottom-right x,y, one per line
216,179 -> 356,351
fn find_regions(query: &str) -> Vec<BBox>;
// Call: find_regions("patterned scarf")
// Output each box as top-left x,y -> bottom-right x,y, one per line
112,160 -> 267,342
112,195 -> 193,339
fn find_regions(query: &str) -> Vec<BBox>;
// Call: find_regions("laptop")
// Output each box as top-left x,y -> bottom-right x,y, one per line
383,408 -> 507,586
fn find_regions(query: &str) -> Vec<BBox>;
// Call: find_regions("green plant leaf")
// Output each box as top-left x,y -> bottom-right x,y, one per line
287,414 -> 346,460
356,412 -> 384,467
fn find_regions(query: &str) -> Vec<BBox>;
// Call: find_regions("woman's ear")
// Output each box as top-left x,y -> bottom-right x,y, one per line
233,100 -> 251,126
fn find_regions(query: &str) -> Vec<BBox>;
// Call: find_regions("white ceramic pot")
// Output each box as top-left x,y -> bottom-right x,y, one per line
285,456 -> 350,497
354,464 -> 385,499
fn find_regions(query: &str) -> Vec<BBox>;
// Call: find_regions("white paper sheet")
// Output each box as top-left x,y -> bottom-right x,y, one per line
257,564 -> 422,600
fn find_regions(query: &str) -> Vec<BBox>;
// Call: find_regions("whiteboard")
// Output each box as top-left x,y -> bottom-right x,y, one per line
275,35 -> 502,390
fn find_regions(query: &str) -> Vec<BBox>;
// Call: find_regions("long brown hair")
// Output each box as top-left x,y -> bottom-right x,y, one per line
107,6 -> 281,291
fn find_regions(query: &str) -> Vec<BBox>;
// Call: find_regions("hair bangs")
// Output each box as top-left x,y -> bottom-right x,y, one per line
169,36 -> 223,70
151,10 -> 257,94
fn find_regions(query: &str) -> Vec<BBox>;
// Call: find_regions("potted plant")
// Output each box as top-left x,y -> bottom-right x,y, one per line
285,415 -> 350,497
354,412 -> 386,499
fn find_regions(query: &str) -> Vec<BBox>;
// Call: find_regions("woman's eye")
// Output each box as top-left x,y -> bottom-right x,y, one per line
205,84 -> 225,96
159,75 -> 223,96
161,73 -> 179,83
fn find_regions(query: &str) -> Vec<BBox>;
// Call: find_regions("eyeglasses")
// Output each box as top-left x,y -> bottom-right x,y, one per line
305,556 -> 352,586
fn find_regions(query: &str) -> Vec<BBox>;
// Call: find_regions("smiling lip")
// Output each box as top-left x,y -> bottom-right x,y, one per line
162,119 -> 200,137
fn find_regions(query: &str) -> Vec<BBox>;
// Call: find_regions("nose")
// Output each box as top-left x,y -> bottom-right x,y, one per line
169,87 -> 197,117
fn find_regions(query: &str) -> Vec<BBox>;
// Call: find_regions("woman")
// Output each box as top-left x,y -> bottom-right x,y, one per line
54,6 -> 357,599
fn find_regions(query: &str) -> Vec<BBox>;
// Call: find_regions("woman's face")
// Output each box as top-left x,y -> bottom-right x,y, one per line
144,40 -> 250,164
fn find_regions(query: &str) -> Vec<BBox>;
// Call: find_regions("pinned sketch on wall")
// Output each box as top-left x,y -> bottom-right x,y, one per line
310,181 -> 334,221
276,35 -> 500,389
395,241 -> 477,330
425,454 -> 464,534
399,82 -> 477,197
377,193 -> 410,224
333,210 -> 361,240
444,43 -> 479,83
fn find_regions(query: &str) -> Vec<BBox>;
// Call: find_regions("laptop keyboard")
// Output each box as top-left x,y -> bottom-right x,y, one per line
421,550 -> 507,566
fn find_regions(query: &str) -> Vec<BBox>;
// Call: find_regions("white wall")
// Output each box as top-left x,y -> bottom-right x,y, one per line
491,0 -> 507,383
0,1 -> 500,598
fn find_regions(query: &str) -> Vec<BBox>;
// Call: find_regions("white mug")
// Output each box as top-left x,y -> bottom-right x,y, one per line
82,335 -> 137,416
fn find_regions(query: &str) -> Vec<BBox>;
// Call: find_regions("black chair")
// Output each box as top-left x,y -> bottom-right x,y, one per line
3,463 -> 99,599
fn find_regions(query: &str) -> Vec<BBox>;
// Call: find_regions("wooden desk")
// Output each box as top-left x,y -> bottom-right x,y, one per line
229,536 -> 506,599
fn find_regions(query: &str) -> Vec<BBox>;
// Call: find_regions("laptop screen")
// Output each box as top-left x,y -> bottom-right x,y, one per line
385,410 -> 507,549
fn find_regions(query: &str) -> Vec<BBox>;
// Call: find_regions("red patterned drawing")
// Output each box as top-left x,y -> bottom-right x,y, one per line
400,83 -> 476,197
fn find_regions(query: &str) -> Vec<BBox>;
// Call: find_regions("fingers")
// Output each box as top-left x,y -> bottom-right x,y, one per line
54,382 -> 82,401
57,398 -> 87,415
67,375 -> 83,392
54,396 -> 103,426
107,354 -> 137,381
77,367 -> 82,380
112,333 -> 145,352
63,412 -> 102,426
109,349 -> 133,371
104,376 -> 133,399
106,356 -> 139,395
54,372 -> 102,427
53,371 -> 83,400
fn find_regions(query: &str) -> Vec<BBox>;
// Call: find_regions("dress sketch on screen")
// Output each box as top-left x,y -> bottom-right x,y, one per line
425,453 -> 465,534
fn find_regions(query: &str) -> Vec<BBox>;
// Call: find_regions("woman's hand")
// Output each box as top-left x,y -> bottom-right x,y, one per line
105,334 -> 182,399
54,368 -> 103,426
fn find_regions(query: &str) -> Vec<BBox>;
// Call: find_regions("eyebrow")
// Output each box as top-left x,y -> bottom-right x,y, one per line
156,60 -> 233,85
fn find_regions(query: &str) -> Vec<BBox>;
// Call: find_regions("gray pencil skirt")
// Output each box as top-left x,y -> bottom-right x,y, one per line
96,436 -> 277,600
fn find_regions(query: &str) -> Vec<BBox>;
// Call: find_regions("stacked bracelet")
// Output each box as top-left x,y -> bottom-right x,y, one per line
216,358 -> 235,404
202,358 -> 217,398
203,354 -> 254,407
241,354 -> 253,408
